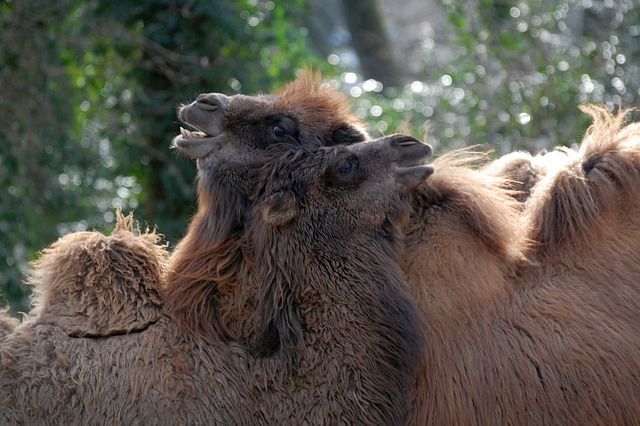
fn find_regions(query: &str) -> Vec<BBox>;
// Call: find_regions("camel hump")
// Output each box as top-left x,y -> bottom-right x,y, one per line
482,147 -> 578,204
27,210 -> 168,337
526,105 -> 640,261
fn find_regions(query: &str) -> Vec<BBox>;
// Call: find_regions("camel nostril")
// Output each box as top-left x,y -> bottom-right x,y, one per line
390,135 -> 421,148
195,93 -> 229,111
390,135 -> 432,158
397,138 -> 418,147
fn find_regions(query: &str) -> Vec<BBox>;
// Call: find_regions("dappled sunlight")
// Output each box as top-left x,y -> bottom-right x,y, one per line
323,0 -> 638,155
1,0 -> 638,314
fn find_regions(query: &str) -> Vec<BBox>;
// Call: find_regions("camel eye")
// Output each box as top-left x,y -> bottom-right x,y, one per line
326,154 -> 360,186
339,161 -> 355,176
273,126 -> 286,138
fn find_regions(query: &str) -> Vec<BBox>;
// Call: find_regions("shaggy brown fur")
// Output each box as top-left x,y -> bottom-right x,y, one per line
167,69 -> 370,343
0,136 -> 429,424
524,105 -> 640,264
481,147 -> 577,203
0,309 -> 18,338
241,134 -> 430,424
401,150 -> 529,423
157,69 -> 640,423
27,211 -> 166,337
0,213 -> 253,424
402,106 -> 640,424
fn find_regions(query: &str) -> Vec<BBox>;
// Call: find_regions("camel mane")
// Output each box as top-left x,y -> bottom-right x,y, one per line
164,185 -> 253,342
274,69 -> 365,140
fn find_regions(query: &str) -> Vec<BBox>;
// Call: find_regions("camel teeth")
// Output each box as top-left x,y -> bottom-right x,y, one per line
180,127 -> 206,139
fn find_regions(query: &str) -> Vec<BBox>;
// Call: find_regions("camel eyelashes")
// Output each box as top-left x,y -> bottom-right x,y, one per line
266,116 -> 299,144
267,122 -> 301,146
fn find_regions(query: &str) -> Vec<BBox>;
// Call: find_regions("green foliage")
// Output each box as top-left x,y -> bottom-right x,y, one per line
88,0 -> 325,242
339,0 -> 639,156
0,0 -> 322,314
2,0 -> 638,315
0,0 -> 99,312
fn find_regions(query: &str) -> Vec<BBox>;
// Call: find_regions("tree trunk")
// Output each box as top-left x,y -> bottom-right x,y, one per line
341,0 -> 402,89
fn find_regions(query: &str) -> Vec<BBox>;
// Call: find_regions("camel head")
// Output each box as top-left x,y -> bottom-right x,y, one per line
172,70 -> 368,201
248,133 -> 433,356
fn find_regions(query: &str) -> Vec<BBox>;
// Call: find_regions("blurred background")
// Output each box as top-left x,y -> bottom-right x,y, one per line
1,0 -> 638,314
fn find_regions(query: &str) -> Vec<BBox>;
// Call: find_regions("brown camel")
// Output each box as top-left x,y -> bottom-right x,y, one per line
167,70 -> 371,341
0,135 -> 431,424
170,71 -> 640,424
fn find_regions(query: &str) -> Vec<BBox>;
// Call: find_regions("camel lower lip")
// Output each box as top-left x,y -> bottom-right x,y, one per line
171,133 -> 227,160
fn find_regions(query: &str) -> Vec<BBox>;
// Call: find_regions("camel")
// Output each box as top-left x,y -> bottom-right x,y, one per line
167,69 -> 371,340
402,105 -> 640,424
4,68 -> 637,423
0,135 -> 431,424
242,134 -> 432,423
169,71 -> 640,424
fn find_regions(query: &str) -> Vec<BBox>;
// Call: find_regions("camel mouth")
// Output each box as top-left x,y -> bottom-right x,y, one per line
172,102 -> 229,159
415,149 -> 433,165
396,140 -> 433,168
393,163 -> 435,188
174,102 -> 225,144
179,126 -> 212,140
394,163 -> 435,175
392,139 -> 435,188
172,125 -> 227,159
381,134 -> 433,168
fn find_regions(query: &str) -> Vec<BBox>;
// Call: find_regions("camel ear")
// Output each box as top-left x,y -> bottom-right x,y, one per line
262,191 -> 299,226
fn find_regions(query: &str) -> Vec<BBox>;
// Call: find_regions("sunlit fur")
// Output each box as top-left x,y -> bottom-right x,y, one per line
26,212 -> 166,337
165,69 -> 369,343
404,107 -> 640,424
402,151 -> 529,423
0,138 -> 425,424
274,69 -> 364,140
0,309 -> 17,338
167,69 -> 640,424
524,105 -> 640,263
481,147 -> 577,204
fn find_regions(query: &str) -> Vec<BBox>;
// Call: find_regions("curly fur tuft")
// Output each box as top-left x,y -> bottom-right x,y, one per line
0,309 -> 18,337
27,210 -> 168,337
